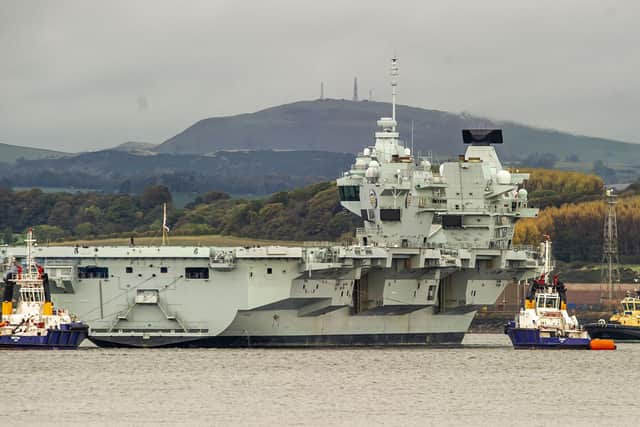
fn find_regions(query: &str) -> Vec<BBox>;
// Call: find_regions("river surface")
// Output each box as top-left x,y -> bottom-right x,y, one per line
1,334 -> 638,426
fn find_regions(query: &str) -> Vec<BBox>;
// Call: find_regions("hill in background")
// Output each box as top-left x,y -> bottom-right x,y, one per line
3,99 -> 639,195
156,99 -> 640,168
1,149 -> 354,196
112,141 -> 158,153
0,142 -> 67,163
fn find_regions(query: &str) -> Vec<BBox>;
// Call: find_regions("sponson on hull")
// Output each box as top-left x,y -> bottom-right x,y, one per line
1,58 -> 544,348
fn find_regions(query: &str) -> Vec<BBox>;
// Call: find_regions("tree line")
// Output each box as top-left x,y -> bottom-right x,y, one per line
513,196 -> 640,263
520,168 -> 603,209
0,182 -> 360,244
0,168 -> 625,265
0,186 -> 172,243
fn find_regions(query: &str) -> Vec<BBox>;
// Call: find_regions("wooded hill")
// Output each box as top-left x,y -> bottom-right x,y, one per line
0,150 -> 354,196
0,182 -> 359,244
513,196 -> 640,263
3,100 -> 639,196
520,168 -> 603,209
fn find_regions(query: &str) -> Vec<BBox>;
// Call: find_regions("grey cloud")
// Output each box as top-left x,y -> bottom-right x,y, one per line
1,0 -> 639,152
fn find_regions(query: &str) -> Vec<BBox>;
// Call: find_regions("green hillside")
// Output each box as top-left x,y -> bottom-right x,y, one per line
0,142 -> 67,163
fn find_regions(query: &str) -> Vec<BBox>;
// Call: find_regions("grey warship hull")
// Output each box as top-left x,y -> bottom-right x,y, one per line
90,332 -> 465,348
1,59 -> 543,348
1,241 -> 539,348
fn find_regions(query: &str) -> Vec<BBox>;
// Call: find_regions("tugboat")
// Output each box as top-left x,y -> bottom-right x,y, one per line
584,290 -> 640,342
0,229 -> 88,349
504,237 -> 615,350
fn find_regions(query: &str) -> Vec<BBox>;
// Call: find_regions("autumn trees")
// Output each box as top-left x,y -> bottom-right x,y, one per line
1,167 -> 634,265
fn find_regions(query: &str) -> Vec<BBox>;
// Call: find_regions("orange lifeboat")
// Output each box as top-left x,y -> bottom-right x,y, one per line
590,338 -> 616,350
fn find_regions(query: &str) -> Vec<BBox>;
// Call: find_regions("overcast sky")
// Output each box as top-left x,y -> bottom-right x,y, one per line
2,0 -> 639,152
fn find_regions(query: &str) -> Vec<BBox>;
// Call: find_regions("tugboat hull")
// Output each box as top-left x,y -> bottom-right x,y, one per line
505,322 -> 591,349
584,323 -> 640,342
0,323 -> 88,349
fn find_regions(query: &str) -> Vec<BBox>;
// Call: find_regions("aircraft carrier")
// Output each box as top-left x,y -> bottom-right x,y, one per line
1,58 -> 544,347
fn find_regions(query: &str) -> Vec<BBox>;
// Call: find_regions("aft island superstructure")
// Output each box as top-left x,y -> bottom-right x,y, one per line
1,59 -> 544,347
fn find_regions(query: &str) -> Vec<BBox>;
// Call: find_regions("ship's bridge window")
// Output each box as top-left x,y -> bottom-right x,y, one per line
185,267 -> 209,279
338,186 -> 360,202
78,266 -> 109,279
537,295 -> 558,309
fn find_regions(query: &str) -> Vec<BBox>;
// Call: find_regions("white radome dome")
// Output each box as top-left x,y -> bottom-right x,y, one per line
404,147 -> 411,156
496,170 -> 511,185
518,188 -> 528,199
421,160 -> 431,170
363,148 -> 371,156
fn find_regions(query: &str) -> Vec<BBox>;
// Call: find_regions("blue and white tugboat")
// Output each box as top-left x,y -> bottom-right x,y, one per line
505,237 -> 614,350
0,229 -> 88,349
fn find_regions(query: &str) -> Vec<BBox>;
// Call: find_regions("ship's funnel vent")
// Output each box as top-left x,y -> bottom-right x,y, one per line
462,129 -> 503,145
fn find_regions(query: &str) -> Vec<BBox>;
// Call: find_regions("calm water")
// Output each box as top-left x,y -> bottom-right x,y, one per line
1,334 -> 638,426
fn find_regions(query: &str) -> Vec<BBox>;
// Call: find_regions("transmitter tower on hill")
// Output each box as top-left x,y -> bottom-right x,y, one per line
353,77 -> 358,102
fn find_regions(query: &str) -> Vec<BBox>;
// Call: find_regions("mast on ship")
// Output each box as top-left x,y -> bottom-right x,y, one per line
162,203 -> 169,246
23,228 -> 38,281
16,228 -> 53,316
390,56 -> 399,131
542,235 -> 552,285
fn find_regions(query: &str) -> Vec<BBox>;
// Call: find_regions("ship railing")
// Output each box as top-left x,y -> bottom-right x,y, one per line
43,259 -> 79,266
209,252 -> 236,269
302,241 -> 336,248
511,245 -> 535,252
303,247 -> 340,264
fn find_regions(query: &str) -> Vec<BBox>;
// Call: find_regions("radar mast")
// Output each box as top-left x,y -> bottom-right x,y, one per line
390,56 -> 399,130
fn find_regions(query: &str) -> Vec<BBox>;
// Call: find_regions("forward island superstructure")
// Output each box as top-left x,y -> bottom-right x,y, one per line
1,59 -> 543,347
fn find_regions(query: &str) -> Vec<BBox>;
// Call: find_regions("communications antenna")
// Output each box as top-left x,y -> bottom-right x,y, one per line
390,56 -> 399,131
411,120 -> 414,156
601,188 -> 621,301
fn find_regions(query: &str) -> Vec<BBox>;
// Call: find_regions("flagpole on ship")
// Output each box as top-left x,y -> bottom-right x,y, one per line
162,203 -> 169,246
